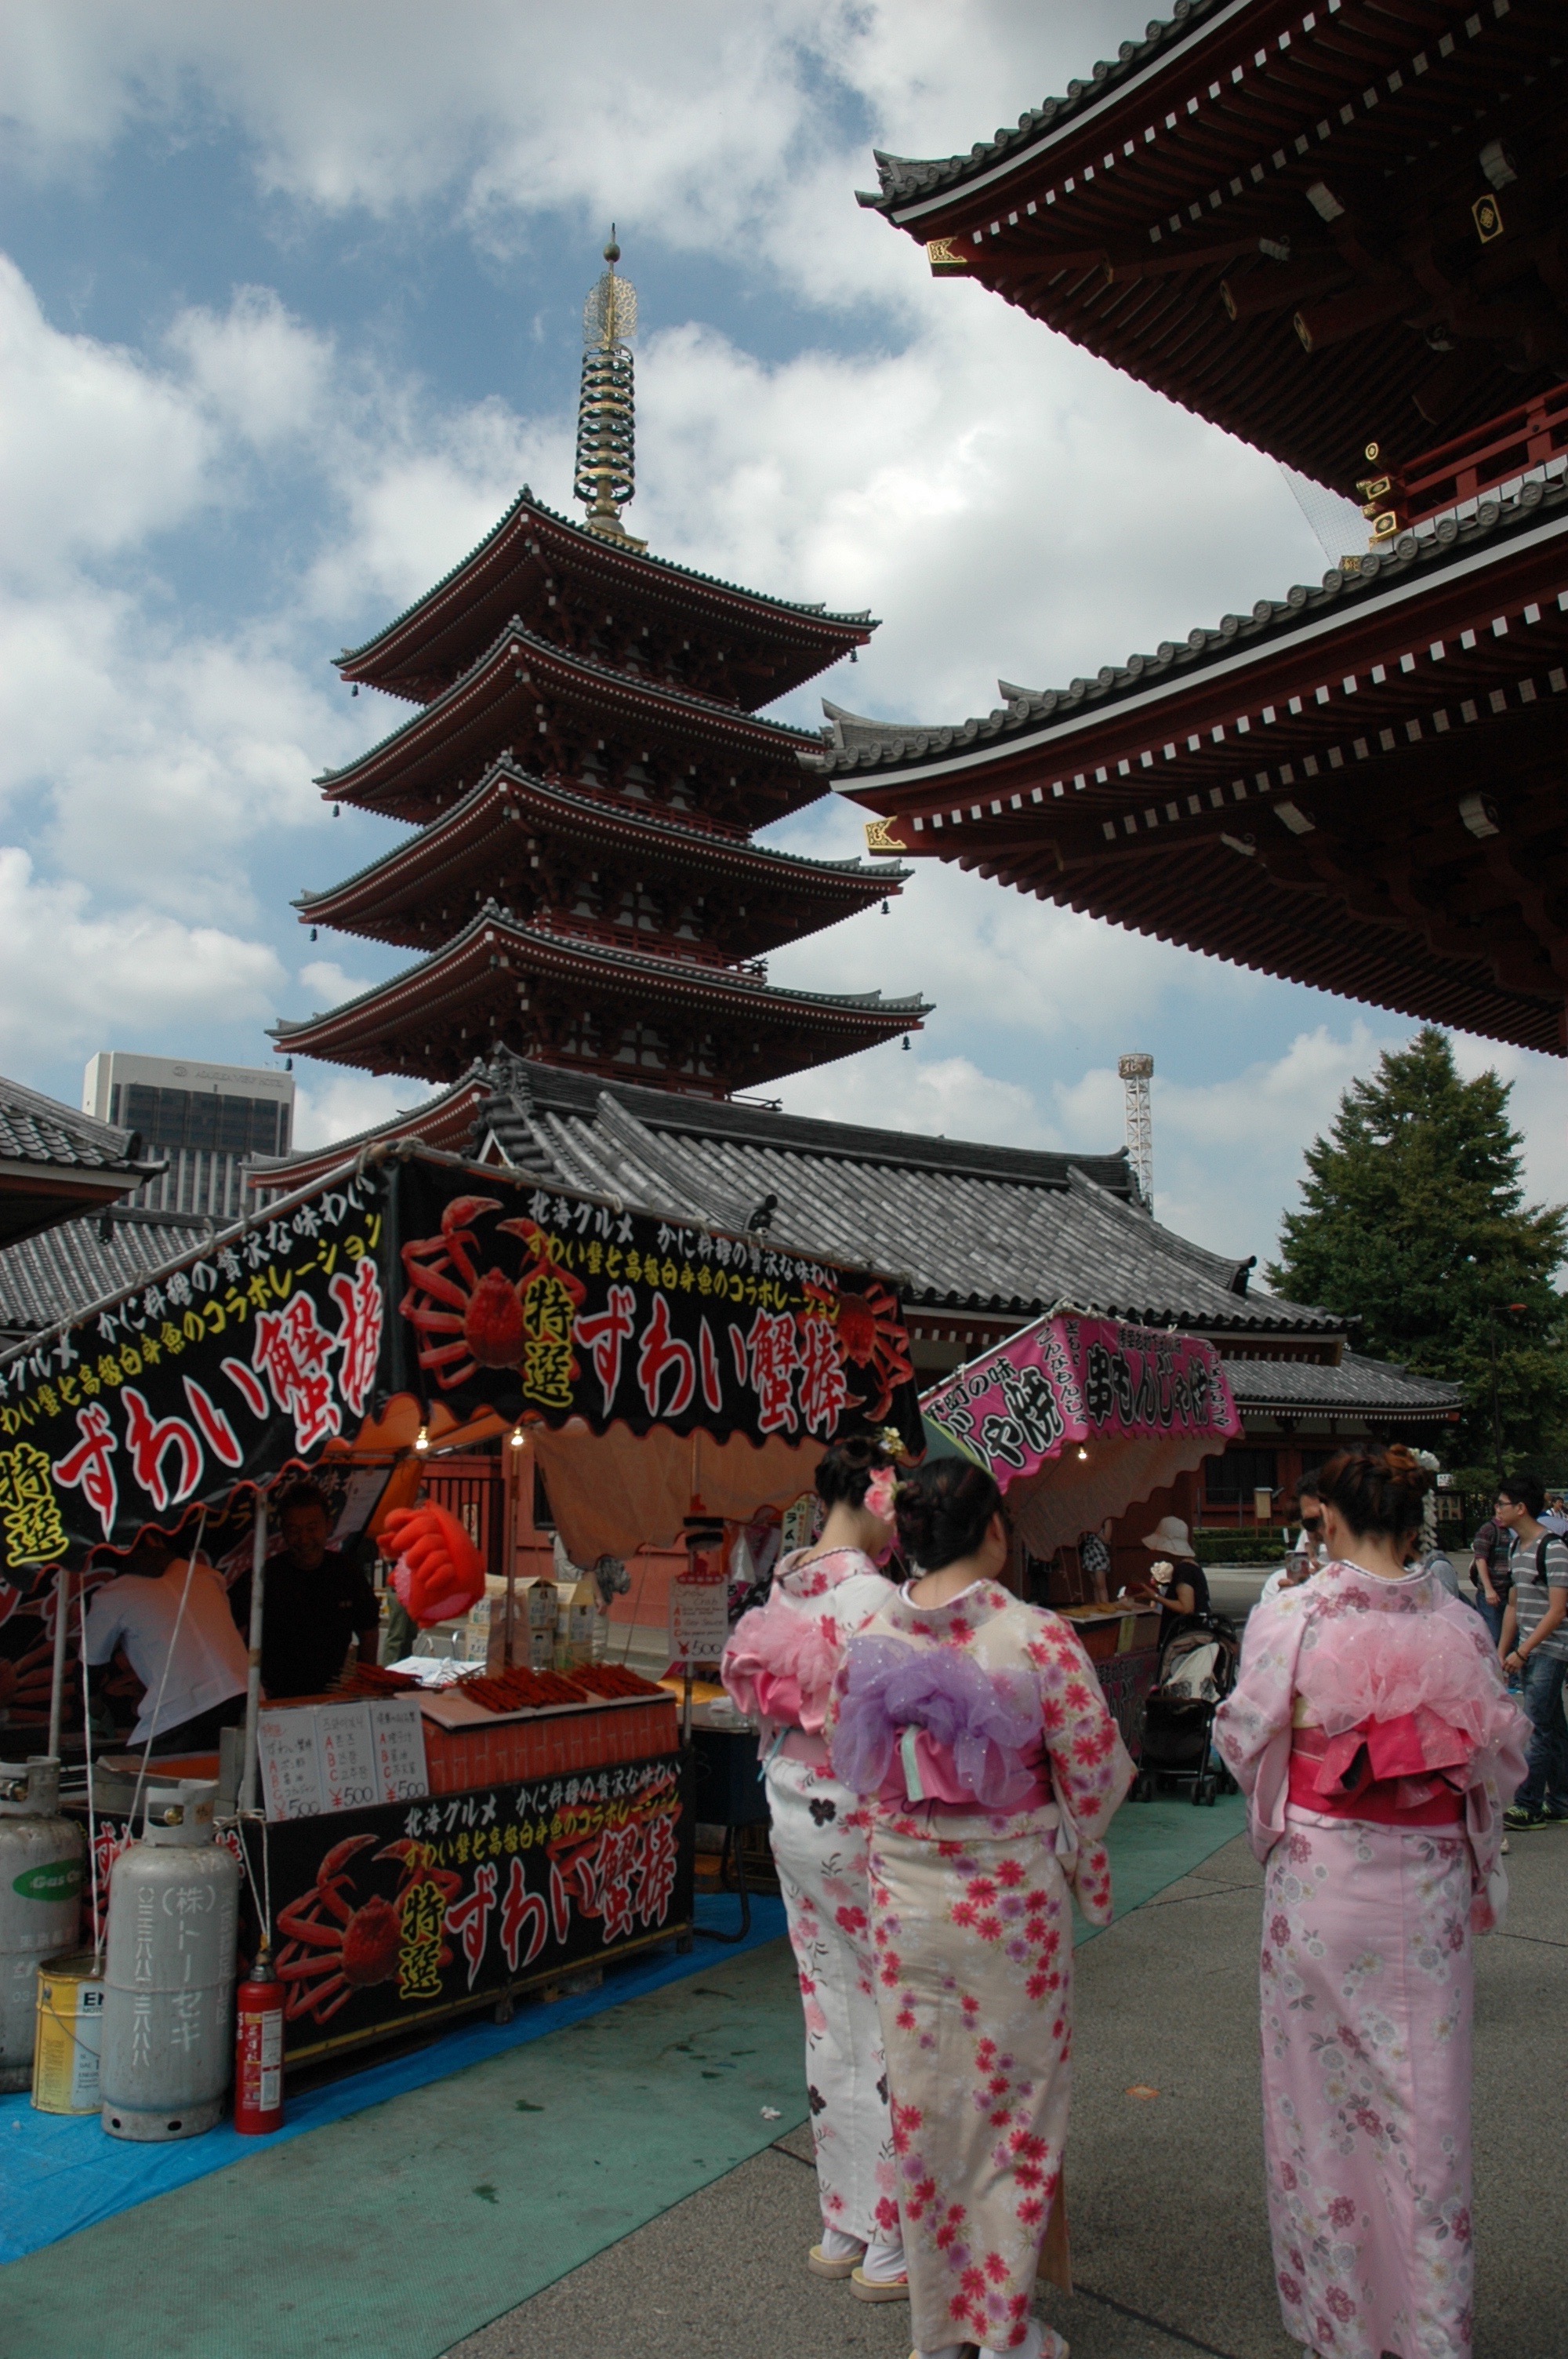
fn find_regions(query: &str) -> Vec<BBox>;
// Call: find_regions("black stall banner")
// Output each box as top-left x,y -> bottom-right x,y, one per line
0,1172 -> 387,1567
390,1162 -> 919,1451
262,1751 -> 688,2049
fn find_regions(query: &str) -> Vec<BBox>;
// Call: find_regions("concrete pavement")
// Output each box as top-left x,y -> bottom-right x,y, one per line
448,1830 -> 1568,2359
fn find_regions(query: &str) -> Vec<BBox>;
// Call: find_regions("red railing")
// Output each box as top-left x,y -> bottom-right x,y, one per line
1360,380 -> 1568,536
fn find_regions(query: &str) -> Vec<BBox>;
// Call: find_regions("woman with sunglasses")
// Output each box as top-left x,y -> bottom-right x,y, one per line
1216,1443 -> 1527,2359
829,1458 -> 1134,2359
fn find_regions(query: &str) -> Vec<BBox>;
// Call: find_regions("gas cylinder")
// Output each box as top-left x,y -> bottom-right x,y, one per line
233,1949 -> 285,2135
0,1757 -> 84,2092
100,1779 -> 238,2141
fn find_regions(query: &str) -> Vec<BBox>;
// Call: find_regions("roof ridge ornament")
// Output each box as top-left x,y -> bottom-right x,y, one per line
574,231 -> 648,552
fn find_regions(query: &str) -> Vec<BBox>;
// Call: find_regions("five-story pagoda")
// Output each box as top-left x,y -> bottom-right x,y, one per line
274,243 -> 927,1099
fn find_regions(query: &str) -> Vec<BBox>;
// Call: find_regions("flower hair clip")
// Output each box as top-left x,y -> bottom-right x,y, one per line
864,1466 -> 899,1522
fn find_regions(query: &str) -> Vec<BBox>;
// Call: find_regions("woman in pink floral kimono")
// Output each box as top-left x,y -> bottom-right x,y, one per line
722,1437 -> 907,2299
1215,1444 -> 1528,2359
831,1459 -> 1134,2359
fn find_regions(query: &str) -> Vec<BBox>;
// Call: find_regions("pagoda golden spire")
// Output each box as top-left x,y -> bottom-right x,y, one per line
574,231 -> 646,550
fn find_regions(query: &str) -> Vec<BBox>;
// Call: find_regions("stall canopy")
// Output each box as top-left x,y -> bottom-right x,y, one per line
920,1308 -> 1240,1558
0,1145 -> 922,1572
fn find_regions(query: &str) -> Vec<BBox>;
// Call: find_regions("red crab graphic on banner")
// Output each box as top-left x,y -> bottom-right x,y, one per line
399,1195 -> 586,1397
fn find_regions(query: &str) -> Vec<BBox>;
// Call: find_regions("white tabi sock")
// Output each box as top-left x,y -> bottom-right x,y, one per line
816,2226 -> 864,2263
859,2234 -> 907,2284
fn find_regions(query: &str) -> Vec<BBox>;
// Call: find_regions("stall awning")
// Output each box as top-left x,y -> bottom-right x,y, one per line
920,1307 -> 1240,1558
0,1145 -> 922,1568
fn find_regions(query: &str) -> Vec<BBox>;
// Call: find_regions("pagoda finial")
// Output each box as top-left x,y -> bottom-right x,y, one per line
574,227 -> 646,551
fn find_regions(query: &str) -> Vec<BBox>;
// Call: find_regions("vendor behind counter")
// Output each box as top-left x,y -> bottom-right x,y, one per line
228,1481 -> 380,1700
85,1541 -> 249,1754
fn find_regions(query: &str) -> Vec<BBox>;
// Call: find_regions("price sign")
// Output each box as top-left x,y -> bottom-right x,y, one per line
670,1574 -> 729,1667
317,1703 -> 380,1813
257,1710 -> 325,1823
369,1696 -> 429,1804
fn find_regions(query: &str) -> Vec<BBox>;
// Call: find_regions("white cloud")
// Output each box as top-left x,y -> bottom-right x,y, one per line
291,1067 -> 436,1151
297,958 -> 375,1009
165,285 -> 333,450
0,847 -> 285,1064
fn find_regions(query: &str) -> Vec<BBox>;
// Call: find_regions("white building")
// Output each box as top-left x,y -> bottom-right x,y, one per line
82,1052 -> 295,1220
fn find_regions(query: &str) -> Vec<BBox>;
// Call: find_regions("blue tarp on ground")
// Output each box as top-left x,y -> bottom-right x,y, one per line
0,1889 -> 785,2265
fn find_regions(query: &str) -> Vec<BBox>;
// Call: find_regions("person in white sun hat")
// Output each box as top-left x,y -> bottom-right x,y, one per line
1121,1514 -> 1211,1645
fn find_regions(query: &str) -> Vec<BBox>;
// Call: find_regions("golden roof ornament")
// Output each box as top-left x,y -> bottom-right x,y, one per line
574,231 -> 646,550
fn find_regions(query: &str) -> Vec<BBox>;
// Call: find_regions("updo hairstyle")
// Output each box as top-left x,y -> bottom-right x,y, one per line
1318,1443 -> 1430,1543
1497,1470 -> 1546,1518
815,1434 -> 895,1513
894,1458 -> 1004,1572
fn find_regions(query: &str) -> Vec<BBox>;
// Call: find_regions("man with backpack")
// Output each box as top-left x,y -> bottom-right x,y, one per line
1496,1473 -> 1568,1830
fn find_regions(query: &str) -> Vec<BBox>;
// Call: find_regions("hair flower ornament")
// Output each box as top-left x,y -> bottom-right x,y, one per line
864,1465 -> 900,1523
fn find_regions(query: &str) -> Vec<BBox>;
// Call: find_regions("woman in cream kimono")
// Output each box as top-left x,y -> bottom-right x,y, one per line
831,1458 -> 1134,2359
1215,1444 -> 1527,2359
722,1437 -> 906,2298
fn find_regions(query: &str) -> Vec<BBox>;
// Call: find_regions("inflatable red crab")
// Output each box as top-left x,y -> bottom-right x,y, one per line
380,1503 -> 486,1627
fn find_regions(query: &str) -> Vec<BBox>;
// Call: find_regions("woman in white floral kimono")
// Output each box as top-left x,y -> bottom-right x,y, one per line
831,1458 -> 1134,2359
722,1437 -> 907,2299
1215,1444 -> 1528,2359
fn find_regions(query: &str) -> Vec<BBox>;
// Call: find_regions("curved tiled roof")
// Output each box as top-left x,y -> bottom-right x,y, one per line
0,1078 -> 155,1176
338,485 -> 877,670
0,1210 -> 215,1343
1227,1352 -> 1462,1416
858,0 -> 1221,212
811,471 -> 1568,781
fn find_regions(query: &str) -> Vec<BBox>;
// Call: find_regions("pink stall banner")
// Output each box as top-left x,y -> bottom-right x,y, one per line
921,1311 -> 1241,1485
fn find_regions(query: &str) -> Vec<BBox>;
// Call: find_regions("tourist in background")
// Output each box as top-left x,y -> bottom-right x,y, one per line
1494,1472 -> 1568,1830
1215,1444 -> 1526,2359
1260,1474 -> 1324,1602
1468,1510 -> 1509,1647
720,1437 -> 905,2299
831,1459 -> 1133,2359
1121,1513 -> 1210,1645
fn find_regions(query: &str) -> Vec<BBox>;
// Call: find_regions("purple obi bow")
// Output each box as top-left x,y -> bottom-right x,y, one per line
834,1637 -> 1043,1812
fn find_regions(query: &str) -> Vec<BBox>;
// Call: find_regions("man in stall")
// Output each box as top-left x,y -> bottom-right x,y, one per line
230,1481 -> 381,1699
85,1539 -> 250,1754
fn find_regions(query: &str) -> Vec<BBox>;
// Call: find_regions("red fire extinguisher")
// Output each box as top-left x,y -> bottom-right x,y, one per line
234,1948 -> 285,2136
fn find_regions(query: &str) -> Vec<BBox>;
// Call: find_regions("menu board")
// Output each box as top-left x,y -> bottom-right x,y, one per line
317,1702 -> 380,1814
369,1696 -> 429,1804
258,1698 -> 430,1821
257,1709 -> 325,1823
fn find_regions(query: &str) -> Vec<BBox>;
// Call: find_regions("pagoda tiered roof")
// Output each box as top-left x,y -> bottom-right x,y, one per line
826,471 -> 1568,1054
272,904 -> 928,1092
319,617 -> 826,828
860,0 -> 1565,493
336,486 -> 875,706
297,758 -> 907,958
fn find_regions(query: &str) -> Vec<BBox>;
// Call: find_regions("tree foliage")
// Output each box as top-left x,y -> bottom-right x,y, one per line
1266,1029 -> 1568,1467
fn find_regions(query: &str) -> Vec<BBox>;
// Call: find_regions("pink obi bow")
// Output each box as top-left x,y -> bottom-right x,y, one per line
878,1724 -> 1050,1814
1294,1709 -> 1471,1818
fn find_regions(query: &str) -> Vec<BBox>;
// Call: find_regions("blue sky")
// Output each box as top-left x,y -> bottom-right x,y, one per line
2,1 -> 1563,1265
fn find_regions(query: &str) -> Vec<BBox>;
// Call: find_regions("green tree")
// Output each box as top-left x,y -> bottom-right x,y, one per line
1266,1028 -> 1568,1468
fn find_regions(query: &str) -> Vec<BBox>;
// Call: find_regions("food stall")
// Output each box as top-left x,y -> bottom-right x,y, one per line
919,1307 -> 1241,1756
0,1143 -> 920,2069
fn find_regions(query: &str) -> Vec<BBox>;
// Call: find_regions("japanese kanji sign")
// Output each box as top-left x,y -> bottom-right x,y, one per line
0,1171 -> 388,1565
922,1312 -> 1241,1485
389,1161 -> 920,1455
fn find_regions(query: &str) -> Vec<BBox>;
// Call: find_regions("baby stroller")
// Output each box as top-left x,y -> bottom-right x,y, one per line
1130,1615 -> 1240,1806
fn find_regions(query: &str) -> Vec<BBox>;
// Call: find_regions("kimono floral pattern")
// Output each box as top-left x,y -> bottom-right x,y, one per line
1215,1561 -> 1530,2359
833,1580 -> 1133,2354
723,1545 -> 897,2244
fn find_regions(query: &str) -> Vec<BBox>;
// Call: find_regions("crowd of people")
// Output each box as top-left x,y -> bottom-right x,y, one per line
724,1437 -> 1531,2359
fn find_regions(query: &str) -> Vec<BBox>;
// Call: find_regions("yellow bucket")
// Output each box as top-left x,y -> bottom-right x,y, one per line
32,1950 -> 105,2115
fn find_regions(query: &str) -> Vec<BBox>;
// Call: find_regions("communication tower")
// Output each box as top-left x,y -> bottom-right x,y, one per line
1118,1052 -> 1154,1209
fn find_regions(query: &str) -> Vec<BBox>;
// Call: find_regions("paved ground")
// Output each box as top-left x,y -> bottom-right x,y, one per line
448,1829 -> 1568,2359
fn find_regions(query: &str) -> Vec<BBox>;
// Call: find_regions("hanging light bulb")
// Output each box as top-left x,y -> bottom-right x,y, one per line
509,1424 -> 526,1450
1076,1445 -> 1088,1462
414,1425 -> 430,1454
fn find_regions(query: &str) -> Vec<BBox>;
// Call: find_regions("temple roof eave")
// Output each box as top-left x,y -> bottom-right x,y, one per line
318,615 -> 829,812
292,762 -> 910,930
811,478 -> 1568,799
336,486 -> 878,696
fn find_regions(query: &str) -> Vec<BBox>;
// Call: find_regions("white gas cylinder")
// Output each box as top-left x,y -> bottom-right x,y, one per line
0,1757 -> 84,2092
100,1779 -> 238,2141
